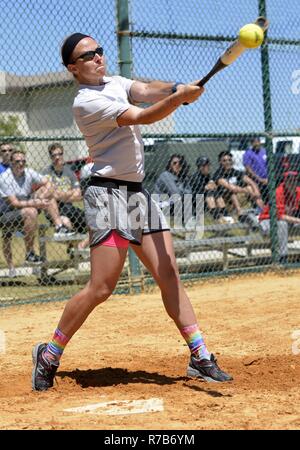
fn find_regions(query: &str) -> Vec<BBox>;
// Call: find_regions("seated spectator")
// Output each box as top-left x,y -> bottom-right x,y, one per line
0,186 -> 26,277
43,144 -> 87,235
214,151 -> 265,223
243,136 -> 269,203
153,154 -> 192,223
0,150 -> 74,272
190,156 -> 234,224
154,154 -> 191,199
0,142 -> 14,174
259,171 -> 300,263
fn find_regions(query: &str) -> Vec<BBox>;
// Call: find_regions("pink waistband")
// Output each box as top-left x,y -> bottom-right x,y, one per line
101,231 -> 129,248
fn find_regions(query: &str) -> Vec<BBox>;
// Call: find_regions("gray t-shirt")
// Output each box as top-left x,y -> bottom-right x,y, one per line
154,171 -> 192,197
43,165 -> 79,191
0,167 -> 44,200
73,76 -> 145,182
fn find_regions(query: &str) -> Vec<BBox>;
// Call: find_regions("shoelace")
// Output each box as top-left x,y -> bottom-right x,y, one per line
38,354 -> 58,378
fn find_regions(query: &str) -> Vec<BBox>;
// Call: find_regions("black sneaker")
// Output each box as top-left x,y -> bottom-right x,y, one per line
187,353 -> 233,382
32,343 -> 59,391
25,251 -> 44,265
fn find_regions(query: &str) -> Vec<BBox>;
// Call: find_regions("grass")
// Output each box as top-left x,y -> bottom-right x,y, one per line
0,197 -> 256,305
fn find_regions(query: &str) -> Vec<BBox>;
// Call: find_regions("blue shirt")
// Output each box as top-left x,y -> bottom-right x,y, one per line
0,163 -> 9,174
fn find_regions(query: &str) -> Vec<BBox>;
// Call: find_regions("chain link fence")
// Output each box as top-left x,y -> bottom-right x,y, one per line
0,0 -> 299,305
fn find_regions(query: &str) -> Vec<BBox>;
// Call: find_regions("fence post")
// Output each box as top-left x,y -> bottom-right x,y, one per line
116,0 -> 142,292
259,0 -> 279,264
116,0 -> 132,78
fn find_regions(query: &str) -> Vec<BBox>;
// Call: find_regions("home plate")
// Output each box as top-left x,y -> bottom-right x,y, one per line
64,398 -> 164,416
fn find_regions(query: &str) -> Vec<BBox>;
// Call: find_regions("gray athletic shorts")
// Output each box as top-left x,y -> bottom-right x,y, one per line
84,184 -> 170,247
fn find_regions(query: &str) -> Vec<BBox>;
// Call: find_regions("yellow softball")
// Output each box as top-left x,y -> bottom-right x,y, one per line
238,23 -> 264,48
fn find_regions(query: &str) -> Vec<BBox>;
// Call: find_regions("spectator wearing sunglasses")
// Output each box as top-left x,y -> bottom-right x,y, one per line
153,153 -> 192,222
0,144 -> 15,260
0,150 -> 75,270
0,142 -> 14,174
43,144 -> 87,250
213,151 -> 264,223
153,154 -> 192,212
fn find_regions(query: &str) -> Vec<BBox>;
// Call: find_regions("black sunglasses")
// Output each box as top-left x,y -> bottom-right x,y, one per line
71,47 -> 103,64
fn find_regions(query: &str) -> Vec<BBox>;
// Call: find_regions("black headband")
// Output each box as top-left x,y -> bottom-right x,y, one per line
61,33 -> 90,66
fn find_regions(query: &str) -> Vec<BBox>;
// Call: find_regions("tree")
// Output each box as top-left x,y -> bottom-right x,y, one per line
0,115 -> 22,137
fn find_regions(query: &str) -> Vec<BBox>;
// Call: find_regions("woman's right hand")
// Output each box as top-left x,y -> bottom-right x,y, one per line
175,84 -> 205,104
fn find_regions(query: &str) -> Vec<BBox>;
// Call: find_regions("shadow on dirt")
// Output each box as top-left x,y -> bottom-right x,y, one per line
182,382 -> 233,397
58,367 -> 186,387
58,367 -> 232,397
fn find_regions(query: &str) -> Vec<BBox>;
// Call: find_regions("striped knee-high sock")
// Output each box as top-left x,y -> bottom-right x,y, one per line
43,328 -> 69,364
180,323 -> 210,360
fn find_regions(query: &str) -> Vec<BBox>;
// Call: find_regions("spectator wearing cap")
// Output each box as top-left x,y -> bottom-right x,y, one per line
259,171 -> 300,263
243,137 -> 269,203
213,151 -> 265,222
190,156 -> 233,223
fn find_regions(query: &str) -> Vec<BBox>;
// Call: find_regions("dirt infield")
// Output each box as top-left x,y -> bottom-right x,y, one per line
0,271 -> 300,430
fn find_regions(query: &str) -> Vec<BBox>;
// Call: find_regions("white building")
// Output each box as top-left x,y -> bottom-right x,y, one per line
1,72 -> 174,171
